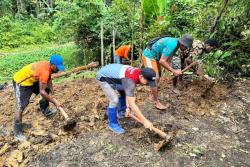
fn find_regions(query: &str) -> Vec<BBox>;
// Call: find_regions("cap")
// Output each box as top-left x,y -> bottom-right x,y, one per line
178,35 -> 193,48
140,68 -> 156,87
50,54 -> 65,71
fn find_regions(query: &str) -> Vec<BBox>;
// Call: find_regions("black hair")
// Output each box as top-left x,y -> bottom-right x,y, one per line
205,38 -> 219,47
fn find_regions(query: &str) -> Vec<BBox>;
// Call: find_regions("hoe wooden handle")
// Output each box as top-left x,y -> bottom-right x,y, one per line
126,111 -> 167,138
59,107 -> 69,120
169,61 -> 198,81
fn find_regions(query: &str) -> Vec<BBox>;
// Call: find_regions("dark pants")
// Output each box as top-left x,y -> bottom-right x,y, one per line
13,81 -> 49,111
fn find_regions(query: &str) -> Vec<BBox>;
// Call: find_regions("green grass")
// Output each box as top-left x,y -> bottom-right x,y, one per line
0,42 -> 78,84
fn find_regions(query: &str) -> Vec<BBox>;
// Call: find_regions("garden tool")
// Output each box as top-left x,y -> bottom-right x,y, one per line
169,61 -> 198,81
125,109 -> 174,151
58,107 -> 77,131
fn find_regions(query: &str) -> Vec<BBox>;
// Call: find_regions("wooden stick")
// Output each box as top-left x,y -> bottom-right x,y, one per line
59,107 -> 69,120
169,61 -> 198,81
51,62 -> 99,79
126,111 -> 167,138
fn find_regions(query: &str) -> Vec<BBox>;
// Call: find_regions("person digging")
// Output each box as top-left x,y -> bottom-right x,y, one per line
114,44 -> 136,65
172,38 -> 219,91
142,34 -> 193,109
13,54 -> 65,142
96,64 -> 157,134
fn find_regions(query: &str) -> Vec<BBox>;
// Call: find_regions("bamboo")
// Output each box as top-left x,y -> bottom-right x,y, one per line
112,25 -> 116,63
139,0 -> 145,66
101,20 -> 104,66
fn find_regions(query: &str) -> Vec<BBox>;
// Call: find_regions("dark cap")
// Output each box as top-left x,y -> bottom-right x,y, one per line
140,68 -> 156,87
178,34 -> 193,48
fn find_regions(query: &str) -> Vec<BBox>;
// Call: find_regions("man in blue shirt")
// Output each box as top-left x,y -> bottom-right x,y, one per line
142,35 -> 193,110
96,64 -> 156,134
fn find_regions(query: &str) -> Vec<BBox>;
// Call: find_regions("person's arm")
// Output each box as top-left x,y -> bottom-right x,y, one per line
126,96 -> 152,130
47,78 -> 54,94
122,78 -> 153,130
159,55 -> 182,76
39,82 -> 60,108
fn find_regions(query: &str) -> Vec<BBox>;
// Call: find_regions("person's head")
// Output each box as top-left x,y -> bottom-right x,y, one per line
178,35 -> 193,51
204,38 -> 219,53
50,54 -> 65,73
139,68 -> 156,87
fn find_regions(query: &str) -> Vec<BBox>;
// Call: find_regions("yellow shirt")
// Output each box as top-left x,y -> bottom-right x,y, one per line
13,61 -> 52,86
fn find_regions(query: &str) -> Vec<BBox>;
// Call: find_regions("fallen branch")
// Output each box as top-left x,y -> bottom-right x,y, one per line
51,62 -> 99,79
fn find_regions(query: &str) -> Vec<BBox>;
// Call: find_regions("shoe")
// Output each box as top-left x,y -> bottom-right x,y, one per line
39,99 -> 57,117
42,108 -> 57,117
107,107 -> 125,134
109,123 -> 125,134
13,120 -> 26,142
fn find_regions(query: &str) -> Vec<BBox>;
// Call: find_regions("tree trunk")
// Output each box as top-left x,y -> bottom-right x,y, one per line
112,26 -> 116,63
101,20 -> 104,66
210,0 -> 229,33
139,0 -> 144,65
36,0 -> 40,18
130,1 -> 136,66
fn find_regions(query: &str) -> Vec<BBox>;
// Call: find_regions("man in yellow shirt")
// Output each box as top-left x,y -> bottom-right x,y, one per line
13,54 -> 65,142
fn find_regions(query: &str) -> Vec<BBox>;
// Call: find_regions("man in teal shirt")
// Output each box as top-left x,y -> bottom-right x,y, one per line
142,35 -> 193,110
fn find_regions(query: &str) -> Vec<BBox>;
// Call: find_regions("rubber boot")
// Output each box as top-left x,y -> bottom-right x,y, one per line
108,107 -> 125,134
13,119 -> 26,142
117,96 -> 126,118
39,99 -> 57,117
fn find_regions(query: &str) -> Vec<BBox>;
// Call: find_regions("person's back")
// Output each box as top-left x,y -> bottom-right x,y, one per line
143,37 -> 178,61
13,61 -> 51,86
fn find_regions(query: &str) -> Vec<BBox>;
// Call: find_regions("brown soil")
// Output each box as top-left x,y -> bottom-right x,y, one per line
0,75 -> 249,167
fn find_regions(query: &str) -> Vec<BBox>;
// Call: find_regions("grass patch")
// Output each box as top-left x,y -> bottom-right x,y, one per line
0,42 -> 77,84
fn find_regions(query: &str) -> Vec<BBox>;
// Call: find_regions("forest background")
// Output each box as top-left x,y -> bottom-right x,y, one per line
0,0 -> 249,83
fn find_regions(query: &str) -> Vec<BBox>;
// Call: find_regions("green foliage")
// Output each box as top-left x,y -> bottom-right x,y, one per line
0,43 -> 77,83
0,0 -> 249,79
0,16 -> 57,48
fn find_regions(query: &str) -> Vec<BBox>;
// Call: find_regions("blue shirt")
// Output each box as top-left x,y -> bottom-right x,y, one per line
143,37 -> 178,61
96,64 -> 139,97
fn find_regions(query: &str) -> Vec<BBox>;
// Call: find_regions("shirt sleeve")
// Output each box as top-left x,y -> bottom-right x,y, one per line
39,71 -> 50,84
121,78 -> 136,97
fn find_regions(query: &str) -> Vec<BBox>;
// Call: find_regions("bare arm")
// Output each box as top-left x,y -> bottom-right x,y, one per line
159,55 -> 182,76
126,96 -> 153,129
48,79 -> 54,94
39,82 -> 60,108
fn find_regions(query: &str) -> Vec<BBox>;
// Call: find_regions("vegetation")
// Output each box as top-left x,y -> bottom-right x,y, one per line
0,43 -> 76,83
0,0 -> 249,83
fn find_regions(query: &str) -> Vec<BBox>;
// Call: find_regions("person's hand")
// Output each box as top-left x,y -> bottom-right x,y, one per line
52,98 -> 61,109
173,69 -> 182,76
143,119 -> 153,131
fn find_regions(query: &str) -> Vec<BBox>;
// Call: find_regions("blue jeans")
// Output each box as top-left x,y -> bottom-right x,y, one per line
114,55 -> 122,64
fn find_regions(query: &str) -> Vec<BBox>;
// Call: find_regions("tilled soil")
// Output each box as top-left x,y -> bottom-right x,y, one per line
0,75 -> 249,167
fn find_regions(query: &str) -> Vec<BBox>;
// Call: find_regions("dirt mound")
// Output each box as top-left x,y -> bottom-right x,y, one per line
1,76 -> 249,166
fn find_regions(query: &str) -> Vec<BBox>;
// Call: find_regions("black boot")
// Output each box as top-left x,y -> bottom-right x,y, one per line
39,99 -> 57,117
13,119 -> 26,142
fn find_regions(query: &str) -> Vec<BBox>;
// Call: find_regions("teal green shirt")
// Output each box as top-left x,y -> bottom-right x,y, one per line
143,37 -> 178,61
